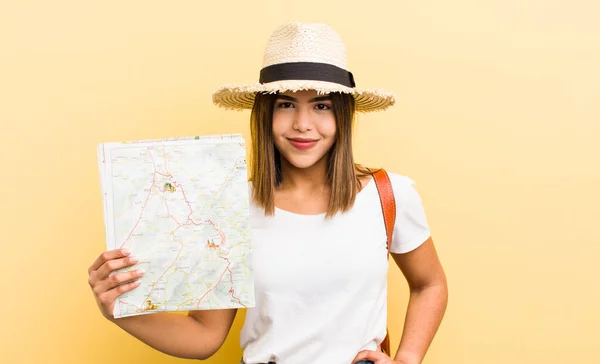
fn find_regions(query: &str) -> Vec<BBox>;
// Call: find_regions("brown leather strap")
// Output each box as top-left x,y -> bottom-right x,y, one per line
372,169 -> 396,252
371,168 -> 396,356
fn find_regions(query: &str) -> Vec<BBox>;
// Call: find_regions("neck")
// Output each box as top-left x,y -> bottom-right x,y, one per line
278,156 -> 329,193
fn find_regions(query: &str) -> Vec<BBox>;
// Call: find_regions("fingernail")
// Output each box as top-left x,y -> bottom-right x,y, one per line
136,269 -> 145,275
122,248 -> 130,255
130,256 -> 139,263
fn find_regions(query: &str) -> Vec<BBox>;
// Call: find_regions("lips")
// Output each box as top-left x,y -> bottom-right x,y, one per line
288,138 -> 318,150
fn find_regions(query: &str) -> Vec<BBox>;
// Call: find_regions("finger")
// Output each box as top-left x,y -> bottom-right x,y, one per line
99,279 -> 143,308
95,255 -> 139,281
96,268 -> 145,294
352,350 -> 390,364
88,248 -> 130,273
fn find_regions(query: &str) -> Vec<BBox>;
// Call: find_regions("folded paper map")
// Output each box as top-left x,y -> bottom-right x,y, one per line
97,134 -> 254,318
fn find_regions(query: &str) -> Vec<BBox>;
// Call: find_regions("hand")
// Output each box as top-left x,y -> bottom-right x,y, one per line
352,350 -> 421,364
87,248 -> 144,320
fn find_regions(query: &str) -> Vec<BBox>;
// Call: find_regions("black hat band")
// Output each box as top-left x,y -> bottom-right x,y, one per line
259,62 -> 356,88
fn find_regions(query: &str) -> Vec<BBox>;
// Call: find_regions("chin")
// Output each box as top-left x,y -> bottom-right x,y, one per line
286,157 -> 322,169
280,152 -> 325,170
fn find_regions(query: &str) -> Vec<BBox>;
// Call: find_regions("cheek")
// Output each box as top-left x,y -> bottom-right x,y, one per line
321,117 -> 337,139
271,112 -> 289,135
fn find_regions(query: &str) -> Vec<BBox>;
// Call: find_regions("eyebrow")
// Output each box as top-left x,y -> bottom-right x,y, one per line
276,94 -> 332,103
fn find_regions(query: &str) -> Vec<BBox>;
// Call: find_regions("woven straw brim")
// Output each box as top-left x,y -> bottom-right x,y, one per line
212,80 -> 395,113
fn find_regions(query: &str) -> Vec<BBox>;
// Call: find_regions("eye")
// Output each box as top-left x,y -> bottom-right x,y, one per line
277,102 -> 294,108
315,103 -> 332,111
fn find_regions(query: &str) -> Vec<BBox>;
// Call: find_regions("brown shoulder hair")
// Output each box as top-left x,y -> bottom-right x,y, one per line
249,92 -> 375,218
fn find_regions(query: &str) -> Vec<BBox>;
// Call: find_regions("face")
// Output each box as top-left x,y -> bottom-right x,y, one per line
272,90 -> 337,170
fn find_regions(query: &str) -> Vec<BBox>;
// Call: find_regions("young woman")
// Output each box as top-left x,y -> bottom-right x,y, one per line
88,23 -> 448,364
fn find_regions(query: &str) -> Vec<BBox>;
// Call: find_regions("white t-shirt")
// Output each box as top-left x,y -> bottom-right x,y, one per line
240,173 -> 431,364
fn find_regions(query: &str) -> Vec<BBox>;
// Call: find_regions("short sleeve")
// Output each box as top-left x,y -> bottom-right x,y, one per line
388,174 -> 431,254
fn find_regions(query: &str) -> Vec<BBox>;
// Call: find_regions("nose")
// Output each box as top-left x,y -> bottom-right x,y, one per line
292,107 -> 312,132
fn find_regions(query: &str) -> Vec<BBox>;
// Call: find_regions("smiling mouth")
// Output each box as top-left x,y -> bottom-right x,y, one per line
287,138 -> 318,150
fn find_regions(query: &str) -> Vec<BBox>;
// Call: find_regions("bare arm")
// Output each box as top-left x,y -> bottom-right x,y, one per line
88,248 -> 238,359
110,309 -> 237,359
391,236 -> 448,363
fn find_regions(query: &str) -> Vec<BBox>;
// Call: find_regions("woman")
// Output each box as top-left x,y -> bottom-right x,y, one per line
88,23 -> 448,364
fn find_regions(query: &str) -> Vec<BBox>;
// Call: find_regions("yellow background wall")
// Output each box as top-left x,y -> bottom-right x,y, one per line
1,1 -> 598,363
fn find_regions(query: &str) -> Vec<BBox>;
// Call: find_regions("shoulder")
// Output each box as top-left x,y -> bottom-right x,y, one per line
380,171 -> 429,219
385,172 -> 422,202
386,171 -> 417,188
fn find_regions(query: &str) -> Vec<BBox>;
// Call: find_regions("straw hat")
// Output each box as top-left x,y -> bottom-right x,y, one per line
212,22 -> 395,112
